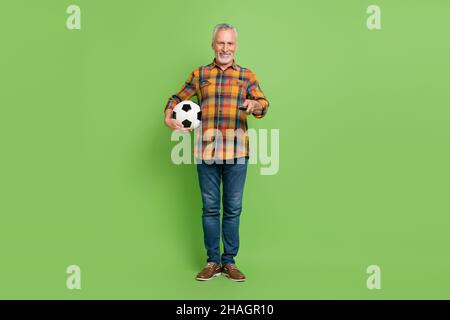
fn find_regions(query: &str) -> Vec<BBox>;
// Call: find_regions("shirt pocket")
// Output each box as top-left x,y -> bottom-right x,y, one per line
199,79 -> 213,102
230,79 -> 247,108
200,79 -> 211,90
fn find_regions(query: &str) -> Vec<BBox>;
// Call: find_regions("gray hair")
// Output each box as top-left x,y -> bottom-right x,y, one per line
212,23 -> 238,42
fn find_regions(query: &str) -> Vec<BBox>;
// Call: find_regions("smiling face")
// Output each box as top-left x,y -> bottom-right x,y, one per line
212,28 -> 237,68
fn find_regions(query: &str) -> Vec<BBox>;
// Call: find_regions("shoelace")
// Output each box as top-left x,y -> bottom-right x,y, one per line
224,264 -> 238,271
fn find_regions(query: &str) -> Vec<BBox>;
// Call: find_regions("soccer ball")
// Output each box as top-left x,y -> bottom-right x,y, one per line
172,100 -> 201,129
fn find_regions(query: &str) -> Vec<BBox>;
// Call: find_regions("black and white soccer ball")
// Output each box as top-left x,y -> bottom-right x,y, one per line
172,100 -> 201,129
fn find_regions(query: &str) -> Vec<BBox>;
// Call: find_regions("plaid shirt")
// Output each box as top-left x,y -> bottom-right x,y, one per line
165,59 -> 269,161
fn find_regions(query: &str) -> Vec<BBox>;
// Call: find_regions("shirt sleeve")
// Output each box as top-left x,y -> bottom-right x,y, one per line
164,70 -> 198,112
246,71 -> 269,119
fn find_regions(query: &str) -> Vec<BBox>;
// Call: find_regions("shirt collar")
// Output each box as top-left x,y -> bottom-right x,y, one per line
212,58 -> 238,71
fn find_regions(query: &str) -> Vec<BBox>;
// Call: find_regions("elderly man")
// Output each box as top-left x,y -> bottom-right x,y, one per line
164,23 -> 269,282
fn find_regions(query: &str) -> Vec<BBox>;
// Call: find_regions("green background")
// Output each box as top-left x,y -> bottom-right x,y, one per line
1,0 -> 449,299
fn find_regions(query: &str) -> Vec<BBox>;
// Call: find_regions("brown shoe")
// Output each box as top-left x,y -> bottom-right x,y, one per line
195,262 -> 222,281
222,264 -> 246,282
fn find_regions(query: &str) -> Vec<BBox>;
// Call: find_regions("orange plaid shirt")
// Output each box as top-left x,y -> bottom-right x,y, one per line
165,59 -> 269,161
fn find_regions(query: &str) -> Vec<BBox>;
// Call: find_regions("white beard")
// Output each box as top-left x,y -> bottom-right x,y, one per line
217,53 -> 233,64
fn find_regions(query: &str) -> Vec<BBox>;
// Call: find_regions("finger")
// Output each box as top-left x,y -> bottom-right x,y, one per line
173,123 -> 184,131
242,100 -> 249,107
174,121 -> 184,129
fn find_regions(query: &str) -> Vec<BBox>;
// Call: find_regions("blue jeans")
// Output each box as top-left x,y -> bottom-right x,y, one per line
196,157 -> 248,265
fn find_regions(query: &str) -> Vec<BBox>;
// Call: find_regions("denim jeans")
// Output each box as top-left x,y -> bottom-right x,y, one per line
196,157 -> 248,265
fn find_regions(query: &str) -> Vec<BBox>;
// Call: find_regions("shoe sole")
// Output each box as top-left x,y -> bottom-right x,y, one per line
222,273 -> 246,282
195,272 -> 222,281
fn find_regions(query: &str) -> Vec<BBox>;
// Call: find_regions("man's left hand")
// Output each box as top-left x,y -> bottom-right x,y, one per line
242,99 -> 263,115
